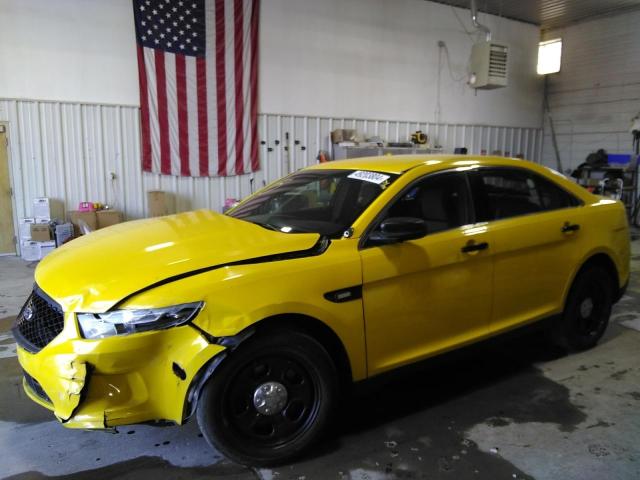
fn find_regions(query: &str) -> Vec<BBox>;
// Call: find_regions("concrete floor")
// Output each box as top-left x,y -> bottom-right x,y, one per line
1,244 -> 639,480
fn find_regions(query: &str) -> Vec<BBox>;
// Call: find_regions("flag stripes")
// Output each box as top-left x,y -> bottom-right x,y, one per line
133,0 -> 259,177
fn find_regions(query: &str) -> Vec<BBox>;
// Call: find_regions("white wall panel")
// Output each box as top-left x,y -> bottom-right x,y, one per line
1,0 -> 543,128
541,10 -> 640,172
0,98 -> 541,255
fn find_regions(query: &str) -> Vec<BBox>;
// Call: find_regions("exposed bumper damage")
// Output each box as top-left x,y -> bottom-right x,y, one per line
16,313 -> 226,429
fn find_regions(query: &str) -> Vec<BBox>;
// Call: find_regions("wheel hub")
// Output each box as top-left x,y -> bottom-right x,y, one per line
580,297 -> 594,318
253,381 -> 288,416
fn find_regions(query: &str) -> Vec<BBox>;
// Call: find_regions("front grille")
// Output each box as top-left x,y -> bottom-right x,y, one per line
23,370 -> 52,403
13,288 -> 65,353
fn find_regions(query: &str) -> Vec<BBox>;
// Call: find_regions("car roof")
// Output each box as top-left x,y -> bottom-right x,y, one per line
306,154 -> 542,175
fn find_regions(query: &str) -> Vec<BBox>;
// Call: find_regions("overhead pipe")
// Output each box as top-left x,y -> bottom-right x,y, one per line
470,0 -> 491,42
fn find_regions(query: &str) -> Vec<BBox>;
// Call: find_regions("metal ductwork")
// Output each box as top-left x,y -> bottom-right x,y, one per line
470,0 -> 491,41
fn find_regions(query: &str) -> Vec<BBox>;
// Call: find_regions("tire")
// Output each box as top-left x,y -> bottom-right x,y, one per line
554,265 -> 614,351
196,329 -> 339,466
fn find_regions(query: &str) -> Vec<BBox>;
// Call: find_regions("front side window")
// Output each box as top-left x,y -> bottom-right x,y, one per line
379,172 -> 472,235
472,168 -> 579,221
229,169 -> 397,237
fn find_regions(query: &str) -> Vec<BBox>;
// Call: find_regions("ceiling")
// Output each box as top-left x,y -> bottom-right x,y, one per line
430,0 -> 640,30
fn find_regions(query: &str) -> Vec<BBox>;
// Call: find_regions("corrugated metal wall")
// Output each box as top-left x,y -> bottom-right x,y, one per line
541,10 -> 640,173
0,97 -> 541,252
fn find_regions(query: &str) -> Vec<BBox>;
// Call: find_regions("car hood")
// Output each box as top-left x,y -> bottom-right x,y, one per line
35,210 -> 321,312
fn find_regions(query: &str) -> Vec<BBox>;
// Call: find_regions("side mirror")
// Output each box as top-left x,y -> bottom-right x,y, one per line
368,217 -> 427,245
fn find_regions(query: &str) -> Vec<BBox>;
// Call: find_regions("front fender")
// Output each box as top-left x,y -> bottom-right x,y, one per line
121,239 -> 367,381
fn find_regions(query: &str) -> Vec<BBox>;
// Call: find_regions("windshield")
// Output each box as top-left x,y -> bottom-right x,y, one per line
228,169 -> 397,237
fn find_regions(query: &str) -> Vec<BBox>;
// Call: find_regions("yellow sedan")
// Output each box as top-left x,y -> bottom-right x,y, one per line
13,155 -> 629,466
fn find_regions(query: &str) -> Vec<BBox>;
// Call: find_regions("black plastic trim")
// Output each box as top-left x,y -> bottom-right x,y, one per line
33,284 -> 64,313
12,285 -> 65,354
324,285 -> 363,303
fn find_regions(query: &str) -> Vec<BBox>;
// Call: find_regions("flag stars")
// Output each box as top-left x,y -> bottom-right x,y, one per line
136,0 -> 204,54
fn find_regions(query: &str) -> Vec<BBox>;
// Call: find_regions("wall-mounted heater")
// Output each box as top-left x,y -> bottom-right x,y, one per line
466,0 -> 508,90
468,41 -> 509,89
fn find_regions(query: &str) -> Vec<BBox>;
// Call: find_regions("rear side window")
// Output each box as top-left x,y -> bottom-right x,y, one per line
471,168 -> 579,221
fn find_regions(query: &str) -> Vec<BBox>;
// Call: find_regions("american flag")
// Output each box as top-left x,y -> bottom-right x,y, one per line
133,0 -> 259,177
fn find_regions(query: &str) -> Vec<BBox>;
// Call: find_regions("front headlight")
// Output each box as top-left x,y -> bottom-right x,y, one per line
77,302 -> 203,339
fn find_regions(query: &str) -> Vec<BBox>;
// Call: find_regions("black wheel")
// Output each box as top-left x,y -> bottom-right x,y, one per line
554,265 -> 613,351
196,329 -> 338,466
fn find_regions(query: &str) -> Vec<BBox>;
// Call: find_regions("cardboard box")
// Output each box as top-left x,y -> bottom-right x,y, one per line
148,191 -> 175,217
330,129 -> 357,144
69,210 -> 98,235
38,241 -> 56,259
19,218 -> 36,241
33,197 -> 64,221
55,223 -> 74,247
30,223 -> 52,242
97,210 -> 124,229
21,241 -> 40,262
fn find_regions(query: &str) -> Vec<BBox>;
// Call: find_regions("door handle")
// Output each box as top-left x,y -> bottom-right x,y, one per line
461,241 -> 489,253
562,222 -> 580,233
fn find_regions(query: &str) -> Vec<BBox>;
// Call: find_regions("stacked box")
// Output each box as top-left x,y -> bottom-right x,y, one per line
19,218 -> 36,241
39,241 -> 56,259
20,197 -> 64,261
33,197 -> 63,221
30,223 -> 52,242
68,210 -> 98,236
148,191 -> 175,217
97,210 -> 123,228
21,241 -> 40,262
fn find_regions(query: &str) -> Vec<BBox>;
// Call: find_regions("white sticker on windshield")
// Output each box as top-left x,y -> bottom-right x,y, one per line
348,170 -> 390,185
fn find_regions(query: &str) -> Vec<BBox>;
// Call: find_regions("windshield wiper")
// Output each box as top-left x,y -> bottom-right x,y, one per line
250,220 -> 281,232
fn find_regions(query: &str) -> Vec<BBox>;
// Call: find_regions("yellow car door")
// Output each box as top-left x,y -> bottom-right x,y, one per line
468,167 -> 587,334
359,170 -> 493,376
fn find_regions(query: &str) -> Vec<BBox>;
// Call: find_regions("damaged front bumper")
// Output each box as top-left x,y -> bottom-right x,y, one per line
16,309 -> 226,429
